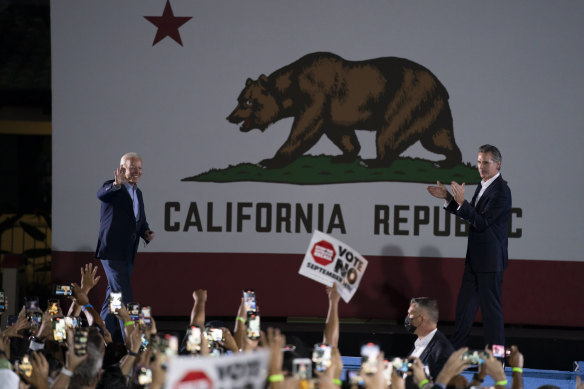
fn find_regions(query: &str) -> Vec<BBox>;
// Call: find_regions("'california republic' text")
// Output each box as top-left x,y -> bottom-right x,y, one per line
164,202 -> 522,237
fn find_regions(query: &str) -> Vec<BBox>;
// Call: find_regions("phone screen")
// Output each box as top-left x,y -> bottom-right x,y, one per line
29,312 -> 42,328
128,302 -> 141,321
165,334 -> 178,357
64,316 -> 79,329
292,358 -> 313,380
52,317 -> 67,342
243,289 -> 256,312
74,329 -> 88,355
55,285 -> 72,296
48,299 -> 60,315
141,306 -> 152,327
186,326 -> 202,352
312,343 -> 332,372
137,366 -> 152,385
17,355 -> 32,377
246,312 -> 260,340
25,298 -> 39,314
211,328 -> 223,342
109,292 -> 122,314
492,344 -> 506,358
0,290 -> 5,312
140,333 -> 149,351
361,343 -> 380,375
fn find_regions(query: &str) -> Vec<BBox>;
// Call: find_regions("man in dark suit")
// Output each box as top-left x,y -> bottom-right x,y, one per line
96,152 -> 155,338
427,144 -> 511,348
405,297 -> 454,380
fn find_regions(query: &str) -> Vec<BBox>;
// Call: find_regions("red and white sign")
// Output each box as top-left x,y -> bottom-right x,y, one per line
299,230 -> 368,303
166,349 -> 269,389
175,371 -> 213,389
311,240 -> 336,266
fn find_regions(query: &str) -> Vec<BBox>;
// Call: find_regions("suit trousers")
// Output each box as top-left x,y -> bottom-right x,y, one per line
451,265 -> 505,349
100,258 -> 134,341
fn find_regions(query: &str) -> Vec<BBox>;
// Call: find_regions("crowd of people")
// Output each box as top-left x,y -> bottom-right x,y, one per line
1,262 -> 582,389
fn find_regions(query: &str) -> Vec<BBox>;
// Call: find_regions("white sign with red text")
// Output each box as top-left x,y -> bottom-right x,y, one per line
298,230 -> 368,303
165,349 -> 269,389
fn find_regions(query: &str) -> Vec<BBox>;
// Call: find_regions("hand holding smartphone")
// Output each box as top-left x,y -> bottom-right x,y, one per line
109,292 -> 122,314
361,342 -> 380,375
312,343 -> 332,373
246,311 -> 260,340
74,329 -> 88,355
186,325 -> 202,353
48,299 -> 60,315
243,289 -> 256,312
140,306 -> 152,328
52,316 -> 67,342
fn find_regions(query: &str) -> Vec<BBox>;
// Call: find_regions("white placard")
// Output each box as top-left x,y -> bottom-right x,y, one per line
299,231 -> 368,303
165,349 -> 269,389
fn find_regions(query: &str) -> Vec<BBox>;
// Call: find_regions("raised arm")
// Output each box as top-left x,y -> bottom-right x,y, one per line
190,289 -> 207,327
323,283 -> 341,347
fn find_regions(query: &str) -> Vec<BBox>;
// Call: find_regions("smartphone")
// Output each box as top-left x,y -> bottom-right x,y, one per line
52,316 -> 67,342
54,284 -> 73,296
128,302 -> 141,322
391,357 -> 413,372
0,289 -> 6,312
312,343 -> 332,373
48,299 -> 60,315
361,342 -> 380,375
25,297 -> 39,315
109,292 -> 122,314
141,306 -> 152,327
136,366 -> 152,386
243,289 -> 256,312
74,329 -> 88,356
492,344 -> 511,359
64,316 -> 80,329
29,312 -> 42,328
246,311 -> 260,340
292,358 -> 313,380
165,334 -> 179,357
348,370 -> 364,386
206,327 -> 223,343
383,359 -> 393,384
186,325 -> 202,353
140,333 -> 149,352
16,355 -> 32,378
462,350 -> 489,365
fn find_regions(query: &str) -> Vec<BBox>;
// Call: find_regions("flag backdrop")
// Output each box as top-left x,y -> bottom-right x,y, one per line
51,1 -> 584,325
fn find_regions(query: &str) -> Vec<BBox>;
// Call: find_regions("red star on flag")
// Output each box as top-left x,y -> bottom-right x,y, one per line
144,0 -> 192,46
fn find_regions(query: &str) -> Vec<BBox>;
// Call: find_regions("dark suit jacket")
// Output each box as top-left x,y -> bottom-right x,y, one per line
446,175 -> 512,272
410,329 -> 454,380
95,180 -> 150,262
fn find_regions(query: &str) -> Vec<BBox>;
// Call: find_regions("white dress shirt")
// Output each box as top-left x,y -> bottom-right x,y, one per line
410,328 -> 437,358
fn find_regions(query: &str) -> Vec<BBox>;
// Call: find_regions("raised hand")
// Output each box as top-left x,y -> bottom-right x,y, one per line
427,181 -> 452,201
114,166 -> 127,186
28,351 -> 50,389
80,263 -> 101,293
451,181 -> 466,206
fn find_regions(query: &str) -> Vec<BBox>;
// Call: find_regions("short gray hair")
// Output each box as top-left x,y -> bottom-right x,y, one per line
120,152 -> 141,165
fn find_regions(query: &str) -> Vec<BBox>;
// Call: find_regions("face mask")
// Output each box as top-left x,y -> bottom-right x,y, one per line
404,316 -> 417,334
